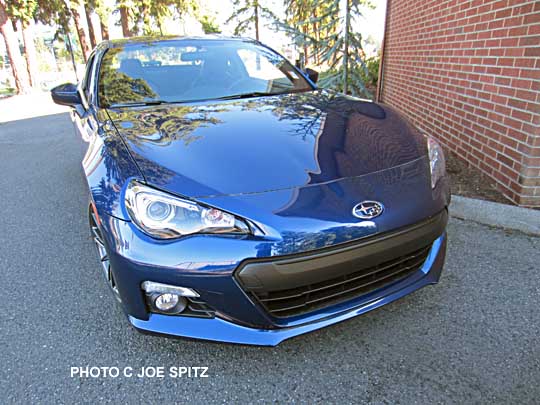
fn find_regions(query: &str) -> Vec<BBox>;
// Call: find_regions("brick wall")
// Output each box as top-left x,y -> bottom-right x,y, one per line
378,0 -> 540,206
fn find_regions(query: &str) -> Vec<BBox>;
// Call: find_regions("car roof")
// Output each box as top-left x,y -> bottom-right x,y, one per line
100,35 -> 257,50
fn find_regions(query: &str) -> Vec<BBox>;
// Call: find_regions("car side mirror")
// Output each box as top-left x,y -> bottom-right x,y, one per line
51,83 -> 82,107
305,68 -> 319,84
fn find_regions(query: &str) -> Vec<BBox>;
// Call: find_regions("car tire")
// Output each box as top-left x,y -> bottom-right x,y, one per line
89,203 -> 122,303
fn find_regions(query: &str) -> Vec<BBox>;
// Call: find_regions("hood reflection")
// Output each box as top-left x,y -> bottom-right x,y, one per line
107,90 -> 426,198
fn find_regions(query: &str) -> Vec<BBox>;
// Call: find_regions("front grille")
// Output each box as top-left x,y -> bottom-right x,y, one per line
251,244 -> 431,318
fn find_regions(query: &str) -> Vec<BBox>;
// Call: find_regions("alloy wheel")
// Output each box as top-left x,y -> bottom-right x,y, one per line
89,207 -> 121,302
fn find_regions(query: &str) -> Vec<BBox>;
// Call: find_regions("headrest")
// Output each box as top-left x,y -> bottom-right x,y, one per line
119,58 -> 143,76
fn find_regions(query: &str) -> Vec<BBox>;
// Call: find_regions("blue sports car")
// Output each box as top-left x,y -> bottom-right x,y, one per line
51,36 -> 449,346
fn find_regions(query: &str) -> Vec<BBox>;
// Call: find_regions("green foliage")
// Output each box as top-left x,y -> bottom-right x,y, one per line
51,33 -> 85,64
361,55 -> 379,87
0,86 -> 16,97
35,0 -> 71,33
282,0 -> 336,65
318,56 -> 379,97
199,14 -> 221,34
226,0 -> 276,40
100,72 -> 157,106
130,0 -> 198,35
5,0 -> 37,26
98,48 -> 157,105
278,0 -> 375,98
88,0 -> 111,27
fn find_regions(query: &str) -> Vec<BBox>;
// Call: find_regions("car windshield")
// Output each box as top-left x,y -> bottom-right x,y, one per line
98,39 -> 313,107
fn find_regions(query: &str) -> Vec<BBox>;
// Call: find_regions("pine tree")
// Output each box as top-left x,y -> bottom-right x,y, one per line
199,15 -> 221,34
283,0 -> 334,66
279,0 -> 374,98
226,0 -> 274,41
129,0 -> 198,36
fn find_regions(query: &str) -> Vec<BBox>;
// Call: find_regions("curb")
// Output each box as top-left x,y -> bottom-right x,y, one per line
449,195 -> 540,236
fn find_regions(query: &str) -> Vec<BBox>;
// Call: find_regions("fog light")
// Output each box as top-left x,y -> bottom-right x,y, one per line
152,293 -> 188,314
155,293 -> 179,311
142,281 -> 196,314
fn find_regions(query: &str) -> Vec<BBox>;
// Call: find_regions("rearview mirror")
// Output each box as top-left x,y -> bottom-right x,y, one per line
51,83 -> 82,107
305,68 -> 319,84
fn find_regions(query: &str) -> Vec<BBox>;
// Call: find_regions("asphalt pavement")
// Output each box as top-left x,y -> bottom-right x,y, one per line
0,108 -> 539,404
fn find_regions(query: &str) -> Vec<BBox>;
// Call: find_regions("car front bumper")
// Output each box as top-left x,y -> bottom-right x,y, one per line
99,210 -> 447,346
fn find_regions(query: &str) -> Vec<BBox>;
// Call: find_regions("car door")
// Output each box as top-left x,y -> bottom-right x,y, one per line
73,53 -> 98,143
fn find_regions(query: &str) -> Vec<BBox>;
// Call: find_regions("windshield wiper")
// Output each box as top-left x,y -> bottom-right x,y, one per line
212,92 -> 278,101
109,100 -> 170,108
108,91 -> 299,107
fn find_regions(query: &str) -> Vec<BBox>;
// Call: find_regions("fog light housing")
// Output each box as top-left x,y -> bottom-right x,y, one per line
142,281 -> 198,315
151,293 -> 187,314
155,293 -> 179,311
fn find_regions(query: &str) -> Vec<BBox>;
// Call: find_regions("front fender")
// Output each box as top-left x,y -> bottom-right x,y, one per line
82,120 -> 143,220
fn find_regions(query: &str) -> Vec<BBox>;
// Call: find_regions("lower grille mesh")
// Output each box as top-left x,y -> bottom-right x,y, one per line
185,297 -> 216,318
251,245 -> 431,318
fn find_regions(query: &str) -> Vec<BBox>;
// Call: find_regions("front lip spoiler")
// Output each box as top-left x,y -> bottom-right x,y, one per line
128,233 -> 447,346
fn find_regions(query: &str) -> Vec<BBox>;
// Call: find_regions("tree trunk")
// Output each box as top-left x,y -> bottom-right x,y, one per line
312,8 -> 319,65
302,25 -> 309,65
69,3 -> 91,62
254,1 -> 259,41
21,21 -> 39,88
342,0 -> 351,94
100,19 -> 109,40
119,6 -> 131,37
141,3 -> 151,35
64,28 -> 79,81
0,1 -> 31,94
84,4 -> 97,48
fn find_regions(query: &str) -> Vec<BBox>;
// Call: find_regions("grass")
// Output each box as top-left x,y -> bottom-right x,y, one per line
0,87 -> 15,98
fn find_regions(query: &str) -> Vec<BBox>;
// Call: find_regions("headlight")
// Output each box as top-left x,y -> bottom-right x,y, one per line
125,182 -> 251,239
427,137 -> 446,189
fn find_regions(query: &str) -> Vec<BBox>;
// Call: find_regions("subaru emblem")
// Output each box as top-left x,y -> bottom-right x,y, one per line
352,201 -> 384,219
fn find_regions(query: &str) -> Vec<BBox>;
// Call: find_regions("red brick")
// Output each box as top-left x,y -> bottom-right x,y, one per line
524,47 -> 540,57
508,26 -> 528,36
529,24 -> 540,35
379,0 -> 540,206
519,36 -> 540,47
524,13 -> 540,25
508,98 -> 527,110
504,48 -> 524,57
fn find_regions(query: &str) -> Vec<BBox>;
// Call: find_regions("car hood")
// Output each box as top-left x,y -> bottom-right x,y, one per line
106,90 -> 427,198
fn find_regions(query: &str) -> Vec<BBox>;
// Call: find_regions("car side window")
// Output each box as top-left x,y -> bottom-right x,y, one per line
82,54 -> 96,104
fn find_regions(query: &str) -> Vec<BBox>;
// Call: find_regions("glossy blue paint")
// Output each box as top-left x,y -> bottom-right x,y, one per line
106,90 -> 428,199
53,36 -> 451,346
81,116 -> 143,219
128,234 -> 446,346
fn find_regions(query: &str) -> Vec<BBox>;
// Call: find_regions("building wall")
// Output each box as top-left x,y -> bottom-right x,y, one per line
379,0 -> 540,206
